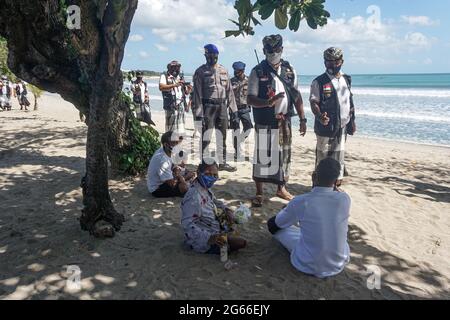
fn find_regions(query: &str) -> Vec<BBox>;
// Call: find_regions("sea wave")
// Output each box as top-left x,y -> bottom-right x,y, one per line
356,111 -> 450,123
299,86 -> 450,98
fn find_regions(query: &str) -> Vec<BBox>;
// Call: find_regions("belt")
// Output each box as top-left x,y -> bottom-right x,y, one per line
202,98 -> 225,106
237,105 -> 249,110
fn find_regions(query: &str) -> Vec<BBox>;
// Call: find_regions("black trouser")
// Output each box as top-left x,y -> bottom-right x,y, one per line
233,106 -> 253,156
202,103 -> 228,164
152,182 -> 185,198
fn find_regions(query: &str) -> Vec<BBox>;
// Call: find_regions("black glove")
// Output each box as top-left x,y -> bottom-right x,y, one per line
230,111 -> 240,130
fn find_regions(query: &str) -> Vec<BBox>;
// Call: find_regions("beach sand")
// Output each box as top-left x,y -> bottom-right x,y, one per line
0,93 -> 449,300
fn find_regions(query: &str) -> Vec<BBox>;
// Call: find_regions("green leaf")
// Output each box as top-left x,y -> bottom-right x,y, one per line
289,11 -> 301,31
274,7 -> 288,30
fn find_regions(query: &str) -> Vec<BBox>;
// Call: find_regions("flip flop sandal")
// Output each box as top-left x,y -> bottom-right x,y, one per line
251,195 -> 264,208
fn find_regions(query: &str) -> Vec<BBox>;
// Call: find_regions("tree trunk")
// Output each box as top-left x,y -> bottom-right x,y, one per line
80,93 -> 125,237
1,0 -> 139,238
33,95 -> 38,110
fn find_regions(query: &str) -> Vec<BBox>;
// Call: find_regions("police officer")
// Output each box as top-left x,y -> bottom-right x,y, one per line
230,61 -> 253,161
193,44 -> 240,172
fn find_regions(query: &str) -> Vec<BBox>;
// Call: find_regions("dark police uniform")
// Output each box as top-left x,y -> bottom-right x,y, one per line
230,74 -> 253,157
193,64 -> 237,164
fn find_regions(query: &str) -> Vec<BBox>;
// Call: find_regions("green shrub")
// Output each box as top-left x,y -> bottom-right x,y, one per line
118,94 -> 160,175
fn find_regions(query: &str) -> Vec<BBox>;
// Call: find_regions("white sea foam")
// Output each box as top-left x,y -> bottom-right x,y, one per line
356,111 -> 450,124
299,86 -> 450,98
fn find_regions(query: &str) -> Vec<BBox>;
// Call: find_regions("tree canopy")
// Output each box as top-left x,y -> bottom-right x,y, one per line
227,0 -> 330,37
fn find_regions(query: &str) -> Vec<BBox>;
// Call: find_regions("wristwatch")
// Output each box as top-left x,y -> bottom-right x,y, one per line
300,118 -> 307,123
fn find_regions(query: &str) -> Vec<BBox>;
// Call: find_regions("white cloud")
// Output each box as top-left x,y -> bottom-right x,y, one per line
405,32 -> 431,47
284,15 -> 436,66
155,44 -> 169,52
424,58 -> 433,65
139,51 -> 150,59
401,16 -> 439,26
130,34 -> 144,42
134,0 -> 236,43
191,34 -> 205,42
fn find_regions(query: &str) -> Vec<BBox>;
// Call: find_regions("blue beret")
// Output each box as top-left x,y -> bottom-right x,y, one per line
204,44 -> 219,54
232,61 -> 246,71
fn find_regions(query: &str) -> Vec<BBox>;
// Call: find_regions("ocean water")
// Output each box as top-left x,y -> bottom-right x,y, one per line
131,73 -> 450,147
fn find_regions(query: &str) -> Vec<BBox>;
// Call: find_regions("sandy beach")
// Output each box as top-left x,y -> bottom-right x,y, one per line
0,92 -> 449,300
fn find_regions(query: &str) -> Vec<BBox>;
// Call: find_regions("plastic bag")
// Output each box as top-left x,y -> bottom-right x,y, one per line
234,203 -> 251,224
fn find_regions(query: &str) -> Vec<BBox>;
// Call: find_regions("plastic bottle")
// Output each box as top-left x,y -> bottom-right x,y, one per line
220,235 -> 228,262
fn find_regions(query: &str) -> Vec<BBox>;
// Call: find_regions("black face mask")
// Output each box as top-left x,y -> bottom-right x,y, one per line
169,69 -> 180,77
164,143 -> 173,153
325,61 -> 342,76
206,55 -> 218,66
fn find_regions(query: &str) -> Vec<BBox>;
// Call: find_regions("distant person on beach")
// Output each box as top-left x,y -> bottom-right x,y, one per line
192,44 -> 240,172
15,79 -> 30,111
147,131 -> 195,198
310,47 -> 356,187
230,61 -> 253,161
180,159 -> 247,254
267,158 -> 351,278
131,71 -> 154,125
247,34 -> 307,207
0,76 -> 14,111
159,61 -> 190,135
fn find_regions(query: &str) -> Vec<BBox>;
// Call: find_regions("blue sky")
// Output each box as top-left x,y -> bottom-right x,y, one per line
123,0 -> 450,75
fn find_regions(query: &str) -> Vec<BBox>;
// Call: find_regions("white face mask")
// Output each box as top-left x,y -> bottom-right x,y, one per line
266,52 -> 282,65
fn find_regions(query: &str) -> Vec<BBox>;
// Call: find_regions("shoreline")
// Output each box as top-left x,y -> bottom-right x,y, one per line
149,110 -> 450,150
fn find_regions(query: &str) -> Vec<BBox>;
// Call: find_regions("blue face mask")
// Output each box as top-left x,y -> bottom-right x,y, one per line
199,174 -> 218,189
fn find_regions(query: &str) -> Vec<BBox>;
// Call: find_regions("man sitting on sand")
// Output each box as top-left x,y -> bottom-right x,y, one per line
267,158 -> 351,278
181,159 -> 247,255
147,131 -> 195,198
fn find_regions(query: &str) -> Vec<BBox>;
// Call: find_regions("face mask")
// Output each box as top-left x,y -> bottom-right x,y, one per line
170,69 -> 180,77
266,51 -> 282,65
199,174 -> 218,189
325,62 -> 342,76
206,55 -> 218,66
164,143 -> 173,152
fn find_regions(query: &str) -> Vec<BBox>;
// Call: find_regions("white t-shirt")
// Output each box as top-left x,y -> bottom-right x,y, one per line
147,147 -> 174,193
275,187 -> 351,278
160,73 -> 184,105
310,73 -> 351,128
248,63 -> 298,115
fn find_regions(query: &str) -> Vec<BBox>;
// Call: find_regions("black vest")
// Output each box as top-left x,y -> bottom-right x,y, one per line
161,72 -> 179,111
314,73 -> 353,138
252,59 -> 296,128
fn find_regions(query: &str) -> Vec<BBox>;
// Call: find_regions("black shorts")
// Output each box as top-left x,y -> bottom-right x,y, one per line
151,182 -> 185,198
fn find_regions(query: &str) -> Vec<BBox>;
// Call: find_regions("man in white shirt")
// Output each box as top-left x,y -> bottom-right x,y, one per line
267,157 -> 351,278
310,47 -> 356,186
147,131 -> 195,198
0,76 -> 13,111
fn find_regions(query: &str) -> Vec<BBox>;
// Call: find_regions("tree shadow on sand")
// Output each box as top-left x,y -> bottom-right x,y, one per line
1,126 -> 448,299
